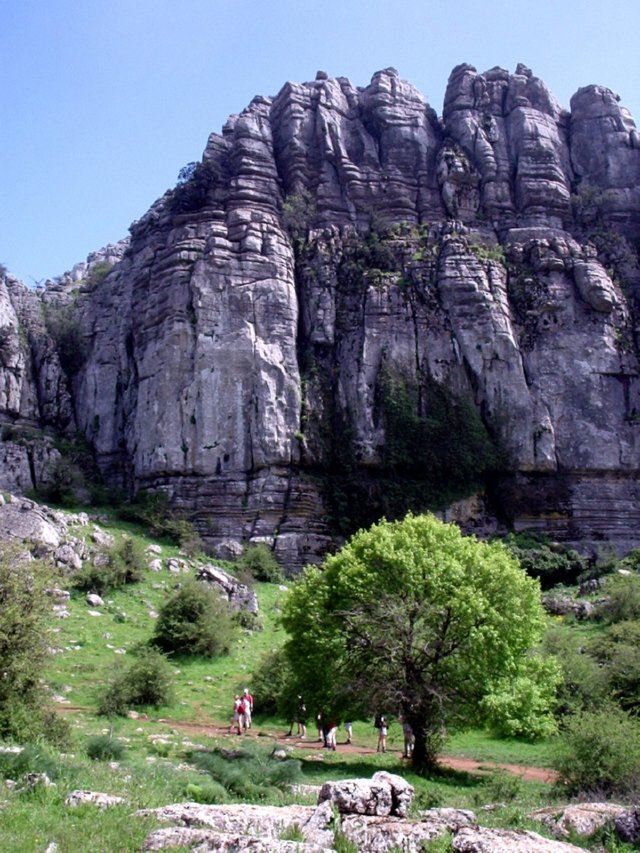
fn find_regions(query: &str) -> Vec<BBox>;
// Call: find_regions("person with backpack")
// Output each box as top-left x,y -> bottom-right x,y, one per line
231,694 -> 243,734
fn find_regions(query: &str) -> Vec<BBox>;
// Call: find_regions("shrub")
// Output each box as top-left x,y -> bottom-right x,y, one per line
233,609 -> 262,631
152,580 -> 236,657
86,734 -> 126,761
236,544 -> 283,583
282,190 -> 316,242
44,299 -> 87,376
501,534 -> 588,589
553,706 -> 640,796
98,648 -> 174,716
482,655 -> 560,740
184,780 -> 228,804
190,741 -> 302,801
597,572 -> 640,623
0,545 -> 64,744
588,621 -> 640,714
117,491 -> 202,550
543,624 -> 610,717
73,536 -> 146,594
0,745 -> 62,782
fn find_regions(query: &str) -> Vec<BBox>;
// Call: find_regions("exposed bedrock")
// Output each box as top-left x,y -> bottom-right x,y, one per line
1,65 -> 639,570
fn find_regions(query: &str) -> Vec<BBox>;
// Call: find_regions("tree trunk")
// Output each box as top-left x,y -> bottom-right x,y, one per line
411,729 -> 439,773
408,716 -> 442,772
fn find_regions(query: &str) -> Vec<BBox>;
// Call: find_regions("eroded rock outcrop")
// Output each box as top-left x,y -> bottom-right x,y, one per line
2,65 -> 639,569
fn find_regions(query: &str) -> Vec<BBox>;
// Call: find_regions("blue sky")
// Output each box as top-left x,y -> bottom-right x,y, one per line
2,0 -> 639,285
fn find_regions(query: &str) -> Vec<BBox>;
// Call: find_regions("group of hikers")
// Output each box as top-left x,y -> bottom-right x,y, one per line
282,695 -> 415,758
230,688 -> 254,734
230,690 -> 415,757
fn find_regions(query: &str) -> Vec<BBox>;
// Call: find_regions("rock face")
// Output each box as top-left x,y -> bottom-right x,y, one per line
2,65 -> 640,570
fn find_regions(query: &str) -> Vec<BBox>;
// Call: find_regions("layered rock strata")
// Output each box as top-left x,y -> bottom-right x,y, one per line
1,65 -> 639,569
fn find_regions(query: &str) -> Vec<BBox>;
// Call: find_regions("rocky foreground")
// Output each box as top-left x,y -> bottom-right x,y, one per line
68,772 -> 637,851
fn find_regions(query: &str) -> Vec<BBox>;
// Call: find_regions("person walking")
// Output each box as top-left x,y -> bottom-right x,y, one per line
376,714 -> 388,753
326,715 -> 338,751
231,695 -> 242,735
288,695 -> 307,738
243,687 -> 254,729
344,721 -> 353,744
402,719 -> 414,758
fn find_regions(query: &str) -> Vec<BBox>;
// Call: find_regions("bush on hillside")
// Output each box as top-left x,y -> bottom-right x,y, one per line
117,491 -> 202,551
98,648 -> 174,716
553,706 -> 640,796
0,545 -> 70,745
587,620 -> 640,714
0,744 -> 62,782
190,741 -> 302,802
86,734 -> 126,761
542,624 -> 610,718
597,572 -> 640,623
151,580 -> 236,657
501,534 -> 589,589
73,536 -> 146,594
236,544 -> 283,583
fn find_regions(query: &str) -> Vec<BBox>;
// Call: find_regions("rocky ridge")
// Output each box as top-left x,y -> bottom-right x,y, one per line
1,64 -> 639,569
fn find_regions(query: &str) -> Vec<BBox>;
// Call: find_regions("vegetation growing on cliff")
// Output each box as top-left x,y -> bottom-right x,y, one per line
316,368 -> 504,537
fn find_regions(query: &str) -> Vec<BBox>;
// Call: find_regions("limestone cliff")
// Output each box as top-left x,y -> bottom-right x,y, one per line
2,65 -> 639,569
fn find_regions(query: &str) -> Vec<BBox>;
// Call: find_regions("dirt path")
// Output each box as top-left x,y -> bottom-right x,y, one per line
58,705 -> 556,784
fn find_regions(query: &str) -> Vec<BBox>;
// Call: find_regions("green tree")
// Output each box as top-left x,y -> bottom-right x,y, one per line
281,513 -> 558,770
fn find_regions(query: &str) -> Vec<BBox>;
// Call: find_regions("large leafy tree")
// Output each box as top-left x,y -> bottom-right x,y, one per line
281,513 -> 558,769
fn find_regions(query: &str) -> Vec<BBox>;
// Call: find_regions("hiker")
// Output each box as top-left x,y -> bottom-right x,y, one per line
344,720 -> 353,744
231,695 -> 242,734
238,694 -> 250,733
375,713 -> 388,753
325,715 -> 338,751
287,695 -> 307,738
316,712 -> 324,742
297,695 -> 307,738
402,719 -> 414,758
243,687 -> 254,729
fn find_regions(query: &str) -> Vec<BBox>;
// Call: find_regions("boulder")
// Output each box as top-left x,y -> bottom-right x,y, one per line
197,564 -> 259,613
136,802 -> 334,849
318,778 -> 393,817
530,802 -> 628,839
141,827 -> 331,852
615,807 -> 640,844
65,790 -> 125,809
340,814 -> 451,852
0,499 -> 61,550
452,826 -> 587,852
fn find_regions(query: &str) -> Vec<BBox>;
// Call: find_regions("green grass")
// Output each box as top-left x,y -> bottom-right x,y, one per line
443,729 -> 558,768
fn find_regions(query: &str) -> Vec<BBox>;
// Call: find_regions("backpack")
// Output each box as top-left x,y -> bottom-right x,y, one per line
374,713 -> 383,729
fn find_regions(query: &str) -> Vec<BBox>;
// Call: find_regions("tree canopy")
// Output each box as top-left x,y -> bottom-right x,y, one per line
280,513 -> 559,768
